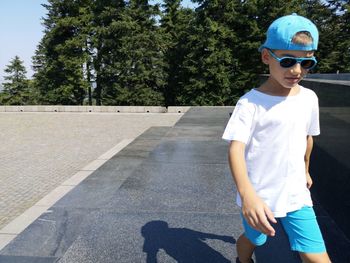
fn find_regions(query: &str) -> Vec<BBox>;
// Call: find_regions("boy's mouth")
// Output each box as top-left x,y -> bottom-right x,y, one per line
285,77 -> 300,83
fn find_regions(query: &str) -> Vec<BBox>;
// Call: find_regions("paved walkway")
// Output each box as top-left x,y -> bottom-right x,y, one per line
0,108 -> 349,262
0,112 -> 182,229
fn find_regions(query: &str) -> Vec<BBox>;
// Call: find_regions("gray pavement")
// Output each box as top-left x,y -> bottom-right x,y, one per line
0,108 -> 349,262
0,112 -> 182,230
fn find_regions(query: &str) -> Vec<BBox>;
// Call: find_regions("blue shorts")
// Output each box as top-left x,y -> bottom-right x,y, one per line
241,206 -> 326,253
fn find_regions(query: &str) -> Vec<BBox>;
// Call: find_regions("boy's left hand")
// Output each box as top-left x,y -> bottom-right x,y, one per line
306,172 -> 313,189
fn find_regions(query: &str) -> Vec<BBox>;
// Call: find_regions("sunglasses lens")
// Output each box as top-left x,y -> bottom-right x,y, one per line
280,58 -> 296,68
301,59 -> 316,69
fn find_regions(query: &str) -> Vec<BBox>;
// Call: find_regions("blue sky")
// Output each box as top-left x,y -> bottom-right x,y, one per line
0,0 -> 197,83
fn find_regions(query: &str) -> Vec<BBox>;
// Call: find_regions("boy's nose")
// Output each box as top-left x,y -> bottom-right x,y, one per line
290,62 -> 302,74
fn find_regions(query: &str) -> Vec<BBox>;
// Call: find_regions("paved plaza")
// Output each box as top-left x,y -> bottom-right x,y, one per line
0,112 -> 182,229
0,107 -> 349,262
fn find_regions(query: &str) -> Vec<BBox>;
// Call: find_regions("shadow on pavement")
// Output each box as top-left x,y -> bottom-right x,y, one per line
141,220 -> 236,263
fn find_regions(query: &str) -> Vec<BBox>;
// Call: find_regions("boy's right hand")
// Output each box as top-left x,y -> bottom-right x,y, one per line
241,192 -> 277,236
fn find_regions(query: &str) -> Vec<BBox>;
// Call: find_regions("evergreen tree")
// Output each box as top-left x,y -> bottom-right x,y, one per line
100,0 -> 165,105
30,0 -> 348,106
314,0 -> 350,73
160,0 -> 195,106
340,1 -> 350,73
0,56 -> 30,105
90,0 -> 126,105
33,0 -> 90,105
179,0 -> 241,105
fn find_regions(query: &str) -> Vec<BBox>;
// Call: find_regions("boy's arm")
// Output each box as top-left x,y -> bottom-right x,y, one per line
305,135 -> 313,189
228,140 -> 277,236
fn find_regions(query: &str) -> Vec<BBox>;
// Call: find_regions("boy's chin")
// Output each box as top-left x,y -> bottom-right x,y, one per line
282,83 -> 299,89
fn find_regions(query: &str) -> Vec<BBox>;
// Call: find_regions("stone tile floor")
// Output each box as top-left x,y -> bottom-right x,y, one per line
0,112 -> 182,229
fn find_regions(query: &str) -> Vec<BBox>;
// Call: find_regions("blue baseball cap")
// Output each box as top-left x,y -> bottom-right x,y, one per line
259,13 -> 319,52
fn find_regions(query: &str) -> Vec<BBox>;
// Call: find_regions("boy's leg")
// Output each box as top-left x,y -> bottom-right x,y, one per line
299,252 -> 331,263
280,206 -> 331,263
237,214 -> 267,263
237,234 -> 256,263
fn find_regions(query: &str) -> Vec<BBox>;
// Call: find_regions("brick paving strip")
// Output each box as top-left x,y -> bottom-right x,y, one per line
0,112 -> 182,249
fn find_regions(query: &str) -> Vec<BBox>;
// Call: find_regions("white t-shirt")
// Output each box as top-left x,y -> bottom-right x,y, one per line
222,86 -> 320,217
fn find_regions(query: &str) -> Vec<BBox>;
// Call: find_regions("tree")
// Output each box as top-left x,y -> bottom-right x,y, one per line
32,0 -> 90,105
30,0 -> 348,106
160,0 -> 195,106
177,1 -> 231,105
90,0 -> 126,105
314,0 -> 350,73
0,56 -> 30,105
100,0 -> 165,105
339,1 -> 350,73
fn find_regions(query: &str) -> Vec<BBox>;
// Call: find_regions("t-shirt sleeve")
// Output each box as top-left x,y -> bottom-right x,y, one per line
308,93 -> 320,136
222,100 -> 254,144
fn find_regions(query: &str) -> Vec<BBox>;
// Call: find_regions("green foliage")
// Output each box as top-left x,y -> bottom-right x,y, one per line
312,0 -> 350,73
4,0 -> 346,106
178,0 -> 239,105
0,56 -> 31,105
98,0 -> 165,106
32,0 -> 90,105
160,0 -> 195,106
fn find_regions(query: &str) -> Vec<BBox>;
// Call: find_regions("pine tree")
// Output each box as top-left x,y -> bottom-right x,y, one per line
340,1 -> 350,73
90,0 -> 126,105
160,0 -> 195,106
315,0 -> 350,73
100,0 -> 165,105
30,0 -> 348,106
32,0 -> 90,105
178,0 -> 242,105
0,56 -> 30,105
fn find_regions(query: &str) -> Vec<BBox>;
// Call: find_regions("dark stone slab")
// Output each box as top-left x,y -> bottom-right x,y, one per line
165,126 -> 226,141
175,107 -> 233,128
50,156 -> 146,209
53,161 -> 237,214
0,255 -> 58,263
85,155 -> 145,182
109,162 -> 238,214
1,107 -> 349,263
147,140 -> 229,165
114,139 -> 164,159
310,108 -> 350,239
314,200 -> 350,262
301,80 -> 350,107
0,208 -> 88,258
305,73 -> 350,81
111,127 -> 171,159
133,126 -> 171,140
57,211 -> 241,263
1,209 -> 241,262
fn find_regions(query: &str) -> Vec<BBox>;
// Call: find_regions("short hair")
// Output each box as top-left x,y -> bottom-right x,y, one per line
292,31 -> 314,46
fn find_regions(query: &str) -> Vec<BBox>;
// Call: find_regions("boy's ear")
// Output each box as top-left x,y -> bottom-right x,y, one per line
261,48 -> 270,65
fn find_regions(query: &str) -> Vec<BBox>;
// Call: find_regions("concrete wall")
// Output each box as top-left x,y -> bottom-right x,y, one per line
0,106 -> 191,114
300,79 -> 350,107
305,73 -> 350,81
310,107 -> 350,239
260,74 -> 350,107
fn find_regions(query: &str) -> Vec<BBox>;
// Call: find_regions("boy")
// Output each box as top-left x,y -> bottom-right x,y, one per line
222,14 -> 331,263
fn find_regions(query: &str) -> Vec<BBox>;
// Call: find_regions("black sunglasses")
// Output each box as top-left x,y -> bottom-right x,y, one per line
268,49 -> 317,70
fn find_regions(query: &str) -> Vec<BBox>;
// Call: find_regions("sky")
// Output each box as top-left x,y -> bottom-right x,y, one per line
0,0 -> 197,83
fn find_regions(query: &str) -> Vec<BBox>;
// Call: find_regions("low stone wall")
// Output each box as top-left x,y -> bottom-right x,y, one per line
310,107 -> 350,239
300,79 -> 350,107
260,74 -> 350,107
0,106 -> 191,114
305,73 -> 350,81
